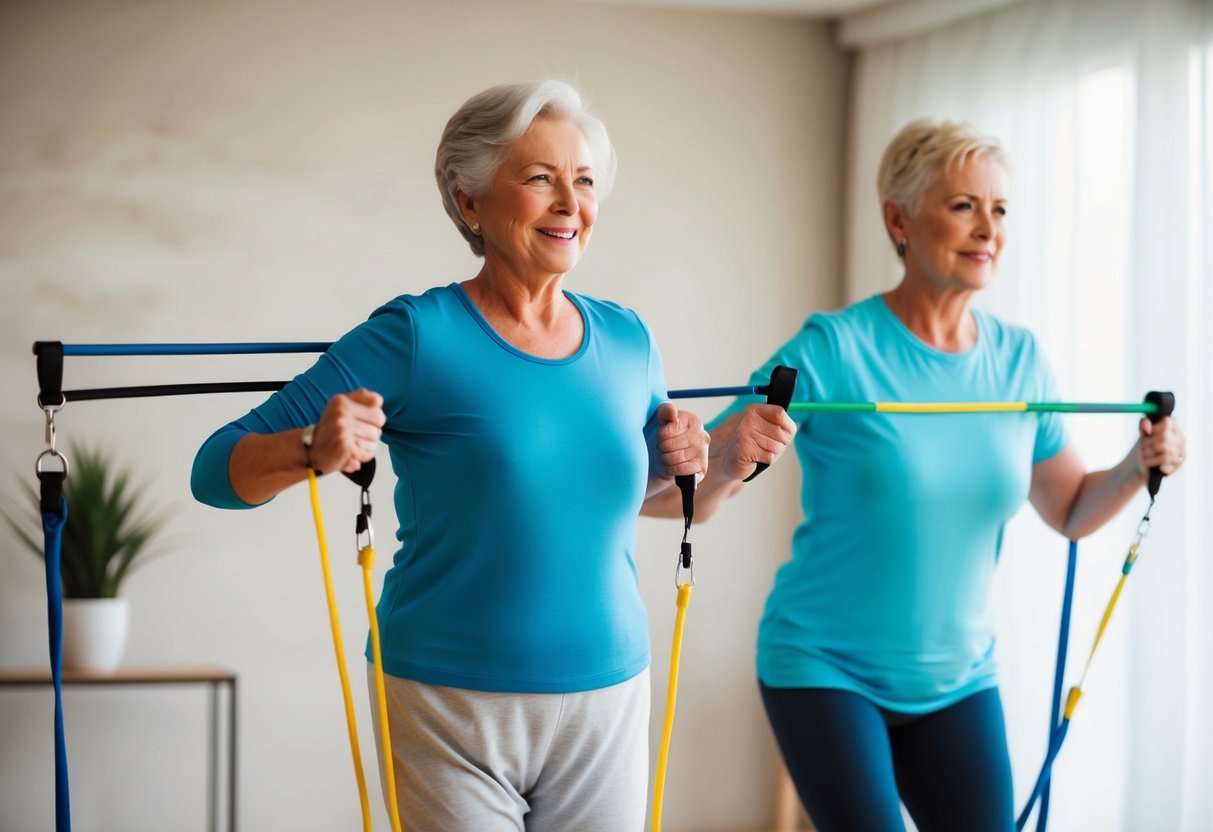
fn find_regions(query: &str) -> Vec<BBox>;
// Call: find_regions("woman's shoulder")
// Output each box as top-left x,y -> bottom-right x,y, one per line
796,295 -> 887,342
566,290 -> 651,333
566,288 -> 632,314
372,283 -> 459,313
821,295 -> 885,324
327,285 -> 462,353
359,284 -> 470,331
972,307 -> 1042,353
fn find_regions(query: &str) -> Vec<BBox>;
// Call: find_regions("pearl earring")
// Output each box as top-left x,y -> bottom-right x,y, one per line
471,222 -> 481,235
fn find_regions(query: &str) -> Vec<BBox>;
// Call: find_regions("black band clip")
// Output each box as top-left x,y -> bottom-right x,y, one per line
33,341 -> 69,512
347,458 -> 377,551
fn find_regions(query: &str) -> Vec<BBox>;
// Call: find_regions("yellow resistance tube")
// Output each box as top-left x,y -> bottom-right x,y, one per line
876,401 -> 1029,413
306,469 -> 373,830
360,543 -> 403,832
1063,541 -> 1139,721
651,582 -> 693,832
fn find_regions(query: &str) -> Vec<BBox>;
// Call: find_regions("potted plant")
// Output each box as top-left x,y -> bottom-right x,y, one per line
5,443 -> 169,671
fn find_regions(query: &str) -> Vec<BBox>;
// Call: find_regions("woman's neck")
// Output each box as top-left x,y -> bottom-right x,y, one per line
461,266 -> 583,359
463,267 -> 565,324
882,280 -> 978,353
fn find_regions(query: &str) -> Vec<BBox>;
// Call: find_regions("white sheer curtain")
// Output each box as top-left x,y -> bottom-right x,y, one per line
845,1 -> 1212,829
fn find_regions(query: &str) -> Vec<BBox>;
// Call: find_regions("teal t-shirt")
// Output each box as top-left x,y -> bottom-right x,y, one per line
192,284 -> 667,693
713,295 -> 1068,712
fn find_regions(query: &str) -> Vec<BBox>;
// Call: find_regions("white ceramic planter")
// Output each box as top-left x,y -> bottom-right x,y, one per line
62,597 -> 130,672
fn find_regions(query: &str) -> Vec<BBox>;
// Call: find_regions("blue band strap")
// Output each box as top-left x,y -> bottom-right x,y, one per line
1017,540 -> 1079,831
42,498 -> 72,832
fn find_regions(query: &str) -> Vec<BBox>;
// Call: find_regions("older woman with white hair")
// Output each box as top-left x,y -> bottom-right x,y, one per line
191,80 -> 791,831
658,119 -> 1187,831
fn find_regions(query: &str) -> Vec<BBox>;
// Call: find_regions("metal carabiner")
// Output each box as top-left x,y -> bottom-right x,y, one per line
41,400 -> 65,453
36,399 -> 69,478
1135,514 -> 1151,540
674,541 -> 694,588
674,560 -> 694,588
355,488 -> 374,552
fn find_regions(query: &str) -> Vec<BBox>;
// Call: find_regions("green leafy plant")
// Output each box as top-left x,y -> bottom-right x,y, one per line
4,443 -> 170,598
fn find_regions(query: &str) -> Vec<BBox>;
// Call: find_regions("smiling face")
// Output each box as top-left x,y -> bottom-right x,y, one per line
889,154 -> 1009,294
459,116 -> 599,281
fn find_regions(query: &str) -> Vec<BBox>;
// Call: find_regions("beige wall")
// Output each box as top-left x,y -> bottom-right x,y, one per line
0,1 -> 848,829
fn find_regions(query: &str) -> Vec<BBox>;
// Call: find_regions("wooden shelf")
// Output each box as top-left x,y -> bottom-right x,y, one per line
0,664 -> 236,684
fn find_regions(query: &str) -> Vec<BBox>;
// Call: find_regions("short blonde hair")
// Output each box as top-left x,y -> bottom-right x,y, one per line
435,80 -> 617,257
876,118 -> 1007,216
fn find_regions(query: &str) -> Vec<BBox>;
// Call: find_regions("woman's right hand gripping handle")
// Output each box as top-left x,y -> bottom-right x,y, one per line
229,388 -> 385,505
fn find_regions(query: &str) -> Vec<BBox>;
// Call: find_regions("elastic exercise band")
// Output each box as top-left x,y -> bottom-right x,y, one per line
651,583 -> 692,832
1037,540 -> 1078,831
42,496 -> 71,832
788,401 -> 1159,414
62,382 -> 288,402
33,341 -> 71,832
307,468 -> 403,832
359,545 -> 403,832
652,367 -> 798,832
1017,392 -> 1173,830
306,469 -> 374,831
59,342 -> 331,356
1016,524 -> 1149,830
668,385 -> 758,399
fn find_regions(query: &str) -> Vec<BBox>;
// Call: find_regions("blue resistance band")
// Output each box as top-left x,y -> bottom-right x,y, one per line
1034,540 -> 1079,832
41,495 -> 71,832
668,385 -> 758,399
1018,695 -> 1074,830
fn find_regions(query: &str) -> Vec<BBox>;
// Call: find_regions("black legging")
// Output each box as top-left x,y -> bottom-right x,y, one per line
761,685 -> 1015,832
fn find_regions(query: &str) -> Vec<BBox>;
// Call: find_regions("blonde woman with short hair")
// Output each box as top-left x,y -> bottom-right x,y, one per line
647,118 -> 1187,831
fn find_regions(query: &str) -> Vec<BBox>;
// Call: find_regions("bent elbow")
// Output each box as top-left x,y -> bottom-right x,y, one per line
190,427 -> 255,510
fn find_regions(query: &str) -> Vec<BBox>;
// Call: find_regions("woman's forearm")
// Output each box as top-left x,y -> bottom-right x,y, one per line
642,465 -> 746,520
228,429 -> 311,506
641,409 -> 778,521
1060,454 -> 1147,540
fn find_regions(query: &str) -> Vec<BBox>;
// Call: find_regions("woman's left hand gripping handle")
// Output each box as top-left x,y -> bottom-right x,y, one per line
312,388 -> 387,475
655,402 -> 709,480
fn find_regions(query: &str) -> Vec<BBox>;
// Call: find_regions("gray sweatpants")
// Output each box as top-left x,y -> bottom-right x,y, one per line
366,665 -> 651,832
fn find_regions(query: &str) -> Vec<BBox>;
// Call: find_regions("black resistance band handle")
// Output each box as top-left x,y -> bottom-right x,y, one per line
743,365 -> 798,483
1144,391 -> 1175,499
343,457 -> 376,489
675,474 -> 695,529
34,341 -> 65,408
674,472 -> 696,571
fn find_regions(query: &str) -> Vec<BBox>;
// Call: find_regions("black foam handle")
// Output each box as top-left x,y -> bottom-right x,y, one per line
675,473 -> 695,526
343,456 -> 376,489
743,365 -> 799,482
1144,391 -> 1174,498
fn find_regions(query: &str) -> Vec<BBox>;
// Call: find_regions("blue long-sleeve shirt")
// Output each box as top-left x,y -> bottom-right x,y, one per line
192,283 -> 667,693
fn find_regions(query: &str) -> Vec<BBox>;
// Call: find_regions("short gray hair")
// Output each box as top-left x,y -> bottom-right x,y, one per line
435,80 -> 618,256
877,118 -> 1008,216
